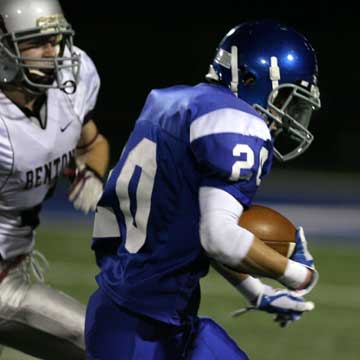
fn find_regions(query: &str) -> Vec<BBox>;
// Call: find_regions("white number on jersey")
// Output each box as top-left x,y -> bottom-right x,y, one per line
230,144 -> 269,185
115,138 -> 157,253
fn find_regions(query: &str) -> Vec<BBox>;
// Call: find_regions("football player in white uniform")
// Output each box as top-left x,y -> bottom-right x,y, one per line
0,0 -> 109,358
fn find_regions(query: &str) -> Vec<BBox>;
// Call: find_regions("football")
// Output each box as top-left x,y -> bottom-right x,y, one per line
238,204 -> 296,258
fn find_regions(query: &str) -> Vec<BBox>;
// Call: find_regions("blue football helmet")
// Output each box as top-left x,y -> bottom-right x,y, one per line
206,20 -> 321,161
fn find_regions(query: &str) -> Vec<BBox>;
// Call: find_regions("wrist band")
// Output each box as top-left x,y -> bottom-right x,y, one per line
235,276 -> 264,302
278,259 -> 308,290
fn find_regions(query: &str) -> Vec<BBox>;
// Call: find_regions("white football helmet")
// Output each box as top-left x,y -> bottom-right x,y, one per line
0,0 -> 81,93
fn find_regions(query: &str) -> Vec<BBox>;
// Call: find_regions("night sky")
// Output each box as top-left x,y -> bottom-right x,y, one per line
59,1 -> 358,172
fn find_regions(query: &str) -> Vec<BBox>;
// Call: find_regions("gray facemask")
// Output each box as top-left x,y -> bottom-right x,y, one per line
254,83 -> 321,161
0,0 -> 81,93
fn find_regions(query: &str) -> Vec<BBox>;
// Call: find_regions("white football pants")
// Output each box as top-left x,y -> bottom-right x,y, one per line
0,252 -> 85,359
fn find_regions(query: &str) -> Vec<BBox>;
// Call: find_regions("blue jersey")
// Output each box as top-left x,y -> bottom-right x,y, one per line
91,83 -> 273,325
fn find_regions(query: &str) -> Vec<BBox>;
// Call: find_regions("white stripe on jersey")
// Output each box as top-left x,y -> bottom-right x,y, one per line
189,108 -> 271,143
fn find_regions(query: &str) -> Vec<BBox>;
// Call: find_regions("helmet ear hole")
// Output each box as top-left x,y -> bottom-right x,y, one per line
243,72 -> 256,86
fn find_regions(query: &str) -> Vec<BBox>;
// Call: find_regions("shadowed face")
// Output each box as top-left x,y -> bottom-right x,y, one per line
17,34 -> 63,85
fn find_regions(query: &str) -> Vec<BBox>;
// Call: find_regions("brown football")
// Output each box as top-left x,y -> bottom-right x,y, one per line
238,204 -> 296,258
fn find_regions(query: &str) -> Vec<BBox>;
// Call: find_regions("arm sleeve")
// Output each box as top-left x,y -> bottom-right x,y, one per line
199,186 -> 255,266
91,205 -> 121,268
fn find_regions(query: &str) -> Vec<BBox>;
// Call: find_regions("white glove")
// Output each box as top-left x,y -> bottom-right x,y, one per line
231,277 -> 314,327
68,163 -> 103,214
255,285 -> 314,327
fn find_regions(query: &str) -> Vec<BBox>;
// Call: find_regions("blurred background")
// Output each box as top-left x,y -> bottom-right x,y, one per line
58,0 -> 360,239
60,0 -> 359,174
4,1 -> 360,359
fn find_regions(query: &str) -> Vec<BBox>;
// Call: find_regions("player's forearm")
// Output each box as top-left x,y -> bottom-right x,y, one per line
200,187 -> 312,291
200,188 -> 287,278
206,221 -> 311,290
76,134 -> 110,178
208,232 -> 311,291
232,235 -> 287,277
210,260 -> 263,303
210,259 -> 249,287
231,236 -> 312,290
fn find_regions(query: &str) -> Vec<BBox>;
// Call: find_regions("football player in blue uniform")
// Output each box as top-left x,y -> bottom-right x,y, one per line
85,20 -> 321,359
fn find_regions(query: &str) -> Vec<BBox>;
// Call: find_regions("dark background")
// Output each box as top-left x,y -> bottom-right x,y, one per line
59,1 -> 358,173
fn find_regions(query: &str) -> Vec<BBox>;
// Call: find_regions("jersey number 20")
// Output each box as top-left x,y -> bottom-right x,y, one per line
116,138 -> 157,253
230,144 -> 269,185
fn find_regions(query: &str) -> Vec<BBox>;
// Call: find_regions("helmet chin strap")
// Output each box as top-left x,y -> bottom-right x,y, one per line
22,81 -> 47,96
230,46 -> 239,97
269,56 -> 281,99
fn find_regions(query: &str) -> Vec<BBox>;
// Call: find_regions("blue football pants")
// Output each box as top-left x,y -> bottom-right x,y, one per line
85,288 -> 249,359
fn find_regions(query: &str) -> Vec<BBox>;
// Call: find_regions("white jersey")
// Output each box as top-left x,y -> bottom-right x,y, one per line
0,46 -> 100,259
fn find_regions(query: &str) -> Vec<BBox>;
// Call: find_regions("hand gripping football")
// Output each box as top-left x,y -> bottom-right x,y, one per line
238,204 -> 296,258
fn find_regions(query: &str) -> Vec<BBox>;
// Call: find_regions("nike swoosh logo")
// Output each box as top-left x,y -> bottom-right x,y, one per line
60,121 -> 72,132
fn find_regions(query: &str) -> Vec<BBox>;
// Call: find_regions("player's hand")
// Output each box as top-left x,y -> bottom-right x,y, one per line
66,163 -> 103,214
290,226 -> 319,295
291,226 -> 315,268
256,285 -> 314,327
231,284 -> 314,327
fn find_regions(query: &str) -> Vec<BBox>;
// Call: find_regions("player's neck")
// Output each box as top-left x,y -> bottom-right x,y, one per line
2,86 -> 42,112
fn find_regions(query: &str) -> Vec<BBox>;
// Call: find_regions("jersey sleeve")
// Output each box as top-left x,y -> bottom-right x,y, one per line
91,170 -> 122,268
69,47 -> 101,125
0,119 -> 13,191
189,108 -> 273,207
92,204 -> 122,268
